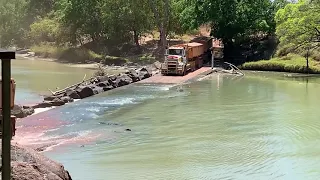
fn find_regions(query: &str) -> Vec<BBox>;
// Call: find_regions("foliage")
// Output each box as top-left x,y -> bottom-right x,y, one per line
275,0 -> 320,55
30,43 -> 67,58
31,43 -> 103,63
176,0 -> 292,63
240,54 -> 320,73
0,0 -> 28,47
179,0 -> 278,43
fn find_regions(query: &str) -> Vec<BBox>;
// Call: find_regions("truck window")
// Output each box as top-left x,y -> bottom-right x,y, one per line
168,49 -> 182,56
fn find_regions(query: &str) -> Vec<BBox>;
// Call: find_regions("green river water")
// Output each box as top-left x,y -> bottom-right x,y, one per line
11,58 -> 320,180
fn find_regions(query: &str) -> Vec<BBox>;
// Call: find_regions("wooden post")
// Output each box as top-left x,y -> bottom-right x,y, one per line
0,49 -> 15,180
211,49 -> 215,69
306,47 -> 310,74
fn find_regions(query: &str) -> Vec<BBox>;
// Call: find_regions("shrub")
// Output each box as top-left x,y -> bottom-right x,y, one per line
31,44 -> 103,63
240,54 -> 320,74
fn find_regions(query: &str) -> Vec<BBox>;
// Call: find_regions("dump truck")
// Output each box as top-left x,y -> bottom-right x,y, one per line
161,37 -> 213,76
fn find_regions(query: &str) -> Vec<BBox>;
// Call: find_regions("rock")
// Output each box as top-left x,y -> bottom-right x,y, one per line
114,74 -> 133,87
138,67 -> 152,80
26,52 -> 35,57
125,128 -> 132,131
50,98 -> 66,106
66,89 -> 80,99
153,61 -> 162,69
32,102 -> 52,109
16,49 -> 30,54
108,75 -> 117,81
96,81 -> 109,87
92,86 -> 104,95
43,95 -> 57,101
126,69 -> 140,82
96,75 -> 110,83
77,86 -> 94,99
10,143 -> 72,180
103,86 -> 114,91
60,96 -> 74,103
11,105 -> 35,118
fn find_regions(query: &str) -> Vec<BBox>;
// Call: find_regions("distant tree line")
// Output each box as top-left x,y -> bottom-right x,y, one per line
0,0 -> 318,63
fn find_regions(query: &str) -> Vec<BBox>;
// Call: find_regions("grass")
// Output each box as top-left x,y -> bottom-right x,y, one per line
30,43 -> 67,59
240,54 -> 320,74
31,43 -> 103,63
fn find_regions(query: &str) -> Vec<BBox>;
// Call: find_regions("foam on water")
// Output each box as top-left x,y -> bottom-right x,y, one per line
18,84 -> 188,150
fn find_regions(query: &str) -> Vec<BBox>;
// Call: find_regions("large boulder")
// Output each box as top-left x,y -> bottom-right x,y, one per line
11,105 -> 35,118
65,89 -> 80,99
114,74 -> 133,87
152,61 -> 162,69
91,86 -> 104,95
96,81 -> 109,87
108,75 -> 117,81
10,143 -> 72,180
32,102 -> 53,109
125,69 -> 140,82
43,95 -> 58,101
77,86 -> 94,99
60,96 -> 74,103
103,86 -> 114,91
96,75 -> 110,83
50,98 -> 66,106
138,67 -> 152,80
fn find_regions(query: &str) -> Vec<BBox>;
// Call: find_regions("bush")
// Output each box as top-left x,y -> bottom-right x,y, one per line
31,43 -> 67,59
59,48 -> 103,63
101,56 -> 129,66
31,44 -> 103,63
310,50 -> 320,61
240,54 -> 320,74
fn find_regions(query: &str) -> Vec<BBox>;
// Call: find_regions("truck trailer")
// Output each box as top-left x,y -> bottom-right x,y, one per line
161,36 -> 213,76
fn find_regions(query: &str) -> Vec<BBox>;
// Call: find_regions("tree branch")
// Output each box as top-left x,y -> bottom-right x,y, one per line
315,27 -> 320,35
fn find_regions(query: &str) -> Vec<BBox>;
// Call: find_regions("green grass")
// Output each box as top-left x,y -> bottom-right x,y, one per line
30,43 -> 67,59
240,54 -> 320,74
31,43 -> 103,63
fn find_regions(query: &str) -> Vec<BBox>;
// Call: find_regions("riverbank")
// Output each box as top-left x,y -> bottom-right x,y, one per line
9,143 -> 72,180
239,54 -> 320,74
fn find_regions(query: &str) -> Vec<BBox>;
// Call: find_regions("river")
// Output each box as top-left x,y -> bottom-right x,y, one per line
11,58 -> 320,180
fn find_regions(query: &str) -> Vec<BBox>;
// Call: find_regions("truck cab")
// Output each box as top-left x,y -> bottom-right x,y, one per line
161,46 -> 188,76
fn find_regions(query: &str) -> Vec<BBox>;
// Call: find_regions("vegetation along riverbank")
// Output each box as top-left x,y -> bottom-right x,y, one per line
2,0 -> 319,74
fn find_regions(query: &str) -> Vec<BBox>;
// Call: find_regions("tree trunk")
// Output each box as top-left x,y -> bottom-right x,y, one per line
149,0 -> 169,53
133,30 -> 140,47
160,27 -> 166,48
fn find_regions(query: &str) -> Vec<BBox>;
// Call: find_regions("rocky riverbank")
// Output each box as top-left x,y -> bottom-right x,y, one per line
12,66 -> 155,119
8,143 -> 72,180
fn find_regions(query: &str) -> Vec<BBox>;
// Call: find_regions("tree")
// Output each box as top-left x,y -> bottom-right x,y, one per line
179,0 -> 275,43
148,0 -> 170,50
55,0 -> 104,46
275,0 -> 320,55
177,0 -> 281,63
0,0 -> 28,47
